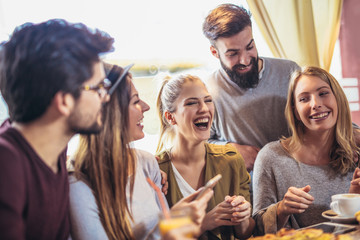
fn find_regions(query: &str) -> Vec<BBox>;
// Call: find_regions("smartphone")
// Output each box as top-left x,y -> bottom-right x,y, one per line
195,174 -> 222,200
301,222 -> 357,235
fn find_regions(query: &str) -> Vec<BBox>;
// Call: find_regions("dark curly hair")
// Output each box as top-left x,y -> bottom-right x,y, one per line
0,19 -> 114,122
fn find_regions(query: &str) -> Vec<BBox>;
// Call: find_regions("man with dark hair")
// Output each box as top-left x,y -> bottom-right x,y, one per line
203,4 -> 300,172
0,19 -> 114,239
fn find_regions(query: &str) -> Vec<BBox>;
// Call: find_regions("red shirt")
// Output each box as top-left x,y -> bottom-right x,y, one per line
0,120 -> 70,239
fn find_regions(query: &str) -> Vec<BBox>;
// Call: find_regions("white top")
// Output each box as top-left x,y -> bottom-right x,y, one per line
171,162 -> 196,198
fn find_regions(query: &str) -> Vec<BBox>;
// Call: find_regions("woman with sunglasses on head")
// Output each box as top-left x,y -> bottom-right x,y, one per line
155,74 -> 255,240
68,63 -> 213,240
252,66 -> 360,236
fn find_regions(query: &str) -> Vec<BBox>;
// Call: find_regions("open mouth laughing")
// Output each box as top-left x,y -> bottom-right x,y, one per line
194,117 -> 210,130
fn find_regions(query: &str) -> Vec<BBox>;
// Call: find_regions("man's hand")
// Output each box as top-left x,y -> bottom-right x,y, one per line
229,143 -> 260,172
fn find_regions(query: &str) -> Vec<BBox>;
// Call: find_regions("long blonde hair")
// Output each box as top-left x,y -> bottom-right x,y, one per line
155,74 -> 204,154
284,66 -> 358,174
74,67 -> 135,239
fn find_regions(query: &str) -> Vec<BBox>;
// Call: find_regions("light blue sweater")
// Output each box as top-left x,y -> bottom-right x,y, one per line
69,149 -> 168,240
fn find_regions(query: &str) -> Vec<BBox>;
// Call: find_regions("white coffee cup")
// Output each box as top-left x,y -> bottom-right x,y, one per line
330,193 -> 360,217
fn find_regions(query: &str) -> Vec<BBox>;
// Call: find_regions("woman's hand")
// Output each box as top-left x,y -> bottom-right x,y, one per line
171,188 -> 213,226
201,195 -> 251,232
225,195 -> 251,224
159,169 -> 169,195
350,167 -> 360,193
277,185 -> 314,227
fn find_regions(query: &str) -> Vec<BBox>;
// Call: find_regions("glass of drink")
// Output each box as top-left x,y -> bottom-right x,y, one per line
159,208 -> 194,238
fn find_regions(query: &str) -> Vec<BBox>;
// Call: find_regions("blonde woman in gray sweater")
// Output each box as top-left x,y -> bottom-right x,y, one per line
252,66 -> 360,236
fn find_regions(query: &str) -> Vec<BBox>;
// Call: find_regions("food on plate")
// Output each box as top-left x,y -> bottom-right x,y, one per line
248,228 -> 353,240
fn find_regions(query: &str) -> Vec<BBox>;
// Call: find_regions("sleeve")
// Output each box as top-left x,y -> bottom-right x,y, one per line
252,146 -> 280,235
151,156 -> 163,191
138,150 -> 169,209
208,128 -> 227,145
0,145 -> 26,240
69,178 -> 108,240
235,151 -> 251,203
208,109 -> 227,145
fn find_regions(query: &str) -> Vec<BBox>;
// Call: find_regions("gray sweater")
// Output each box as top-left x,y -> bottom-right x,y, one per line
69,149 -> 167,240
206,57 -> 300,148
252,141 -> 354,235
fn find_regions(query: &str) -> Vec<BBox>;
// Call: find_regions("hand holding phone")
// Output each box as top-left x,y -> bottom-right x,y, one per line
195,174 -> 222,200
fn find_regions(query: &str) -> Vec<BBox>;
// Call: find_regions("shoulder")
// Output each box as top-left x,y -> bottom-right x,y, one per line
134,148 -> 160,173
206,143 -> 243,166
263,57 -> 299,68
156,150 -> 172,176
204,69 -> 221,84
262,57 -> 300,75
156,150 -> 171,165
69,175 -> 94,198
0,130 -> 26,173
0,137 -> 21,159
204,69 -> 226,92
206,142 -> 237,156
135,148 -> 156,162
256,141 -> 286,166
258,140 -> 284,156
69,175 -> 98,210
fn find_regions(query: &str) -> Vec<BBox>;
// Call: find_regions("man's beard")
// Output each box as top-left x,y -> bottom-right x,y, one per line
70,121 -> 102,135
68,108 -> 104,135
220,56 -> 260,89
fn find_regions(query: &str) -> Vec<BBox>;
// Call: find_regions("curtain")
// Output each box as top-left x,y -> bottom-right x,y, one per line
246,0 -> 343,71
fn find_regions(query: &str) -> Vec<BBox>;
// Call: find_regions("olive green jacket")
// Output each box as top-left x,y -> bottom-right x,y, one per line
157,143 -> 251,240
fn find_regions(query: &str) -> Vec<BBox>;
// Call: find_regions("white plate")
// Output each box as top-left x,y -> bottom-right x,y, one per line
322,210 -> 357,224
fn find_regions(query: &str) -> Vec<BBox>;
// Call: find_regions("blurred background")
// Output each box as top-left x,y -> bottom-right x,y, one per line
0,0 -> 358,154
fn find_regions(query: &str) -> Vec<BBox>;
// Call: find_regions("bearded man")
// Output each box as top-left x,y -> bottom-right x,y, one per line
203,4 -> 300,172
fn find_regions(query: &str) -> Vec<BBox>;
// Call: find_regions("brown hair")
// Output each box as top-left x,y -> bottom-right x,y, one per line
284,66 -> 358,174
74,70 -> 135,239
202,3 -> 252,45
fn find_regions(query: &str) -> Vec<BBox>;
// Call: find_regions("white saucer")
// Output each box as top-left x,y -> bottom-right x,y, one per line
322,210 -> 357,224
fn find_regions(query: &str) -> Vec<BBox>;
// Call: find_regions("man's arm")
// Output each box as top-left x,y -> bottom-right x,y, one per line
208,111 -> 259,172
208,123 -> 228,145
228,143 -> 260,172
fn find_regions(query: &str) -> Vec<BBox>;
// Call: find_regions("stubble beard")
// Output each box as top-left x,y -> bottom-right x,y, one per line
68,108 -> 104,135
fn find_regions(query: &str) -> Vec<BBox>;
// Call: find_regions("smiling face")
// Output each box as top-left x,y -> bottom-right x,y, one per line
168,79 -> 214,143
128,80 -> 150,141
211,26 -> 259,89
293,75 -> 338,133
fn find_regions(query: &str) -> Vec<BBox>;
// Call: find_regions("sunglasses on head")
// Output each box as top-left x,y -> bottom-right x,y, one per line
107,63 -> 134,96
